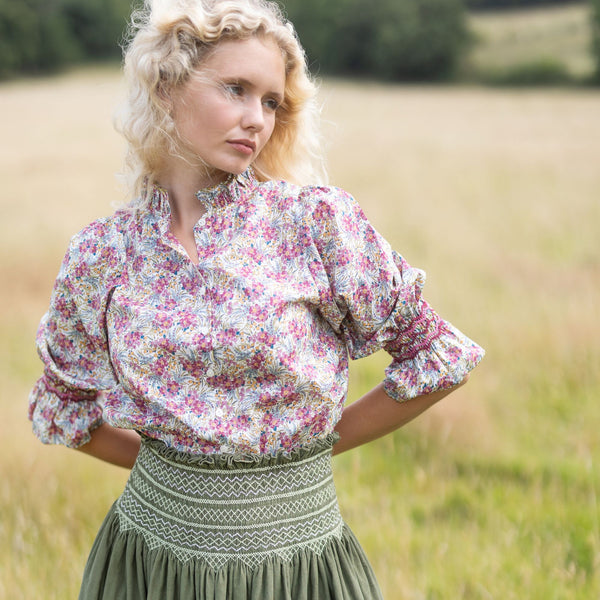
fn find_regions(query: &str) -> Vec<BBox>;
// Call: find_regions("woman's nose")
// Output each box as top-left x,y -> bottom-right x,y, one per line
241,97 -> 265,131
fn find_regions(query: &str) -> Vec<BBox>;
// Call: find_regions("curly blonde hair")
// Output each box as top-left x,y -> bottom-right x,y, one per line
116,0 -> 326,200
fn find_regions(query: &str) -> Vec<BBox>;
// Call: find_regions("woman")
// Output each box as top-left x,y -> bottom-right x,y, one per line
29,0 -> 485,598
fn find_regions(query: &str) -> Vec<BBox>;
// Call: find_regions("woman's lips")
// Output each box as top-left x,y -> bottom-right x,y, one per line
227,139 -> 256,155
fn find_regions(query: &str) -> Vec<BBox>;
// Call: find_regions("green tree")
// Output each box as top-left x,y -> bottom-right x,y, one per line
466,0 -> 581,8
280,0 -> 470,81
0,0 -> 133,79
61,0 -> 133,59
0,0 -> 81,77
592,0 -> 600,82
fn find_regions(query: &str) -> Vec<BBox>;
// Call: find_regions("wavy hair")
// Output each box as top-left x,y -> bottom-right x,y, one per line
116,0 -> 326,201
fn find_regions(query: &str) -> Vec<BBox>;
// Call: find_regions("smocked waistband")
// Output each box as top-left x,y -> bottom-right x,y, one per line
115,435 -> 344,570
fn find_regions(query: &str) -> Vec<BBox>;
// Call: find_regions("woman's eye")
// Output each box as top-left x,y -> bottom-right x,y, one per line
264,98 -> 280,111
225,84 -> 243,97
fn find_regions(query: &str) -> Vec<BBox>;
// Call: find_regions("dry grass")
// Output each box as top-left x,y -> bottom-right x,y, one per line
2,68 -> 599,598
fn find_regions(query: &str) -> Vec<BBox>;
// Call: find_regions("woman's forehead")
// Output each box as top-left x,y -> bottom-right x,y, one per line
193,37 -> 286,92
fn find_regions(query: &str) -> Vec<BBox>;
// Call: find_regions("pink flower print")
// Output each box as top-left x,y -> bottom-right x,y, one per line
206,287 -> 233,305
279,240 -> 301,260
317,287 -> 333,306
100,246 -> 119,269
246,247 -> 262,263
209,373 -> 243,391
180,276 -> 196,293
258,392 -> 278,407
165,379 -> 179,395
247,353 -> 264,371
79,238 -> 99,255
177,311 -> 197,330
363,225 -> 377,244
157,297 -> 177,311
153,277 -> 170,294
256,371 -> 277,385
192,334 -> 213,353
79,355 -> 99,374
296,226 -> 313,250
262,224 -> 278,243
28,176 -> 484,455
153,312 -> 174,329
276,194 -> 294,211
261,411 -> 274,425
123,331 -> 143,348
132,255 -> 145,273
153,356 -> 169,378
246,280 -> 266,298
157,336 -> 179,354
206,214 -> 232,235
248,305 -> 268,322
356,286 -> 374,305
341,214 -> 359,235
54,296 -> 74,319
289,320 -> 306,338
197,243 -> 218,260
181,357 -> 207,379
359,254 -> 375,273
313,200 -> 335,223
277,349 -> 298,370
255,329 -> 276,348
335,247 -> 352,267
161,256 -> 181,273
216,328 -> 237,346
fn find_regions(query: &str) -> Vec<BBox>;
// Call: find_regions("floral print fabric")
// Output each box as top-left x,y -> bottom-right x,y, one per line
29,169 -> 484,455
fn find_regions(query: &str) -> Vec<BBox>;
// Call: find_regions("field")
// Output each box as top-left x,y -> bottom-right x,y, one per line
1,65 -> 599,599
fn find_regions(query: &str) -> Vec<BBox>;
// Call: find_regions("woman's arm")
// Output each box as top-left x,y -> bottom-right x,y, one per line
333,376 -> 469,455
76,423 -> 141,469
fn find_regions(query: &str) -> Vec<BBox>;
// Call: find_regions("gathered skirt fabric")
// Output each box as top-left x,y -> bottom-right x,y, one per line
79,434 -> 383,599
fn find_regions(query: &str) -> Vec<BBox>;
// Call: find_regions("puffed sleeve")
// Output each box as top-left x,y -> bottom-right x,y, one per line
28,220 -> 122,447
304,186 -> 484,401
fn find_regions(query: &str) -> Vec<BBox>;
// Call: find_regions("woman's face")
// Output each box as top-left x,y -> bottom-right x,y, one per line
169,36 -> 286,179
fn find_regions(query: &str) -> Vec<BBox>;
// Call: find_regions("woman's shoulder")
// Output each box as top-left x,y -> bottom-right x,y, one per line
71,207 -> 138,248
256,179 -> 356,217
61,209 -> 135,276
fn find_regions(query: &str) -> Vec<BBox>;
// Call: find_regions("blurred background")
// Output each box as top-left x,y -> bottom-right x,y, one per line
1,0 -> 600,84
1,1 -> 599,599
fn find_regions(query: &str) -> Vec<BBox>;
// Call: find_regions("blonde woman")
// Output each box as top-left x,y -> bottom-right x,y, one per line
29,0 -> 484,598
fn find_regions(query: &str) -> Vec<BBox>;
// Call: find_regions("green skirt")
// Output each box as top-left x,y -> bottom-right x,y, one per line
79,434 -> 383,599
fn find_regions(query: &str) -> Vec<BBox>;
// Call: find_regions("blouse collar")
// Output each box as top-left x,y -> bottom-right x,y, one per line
149,168 -> 257,218
195,167 -> 256,210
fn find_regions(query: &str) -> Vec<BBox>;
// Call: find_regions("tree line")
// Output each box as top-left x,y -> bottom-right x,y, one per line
466,0 -> 583,8
1,0 -> 599,82
0,0 -> 131,78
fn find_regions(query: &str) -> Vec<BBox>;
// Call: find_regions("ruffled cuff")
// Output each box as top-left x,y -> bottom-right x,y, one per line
28,375 -> 103,448
383,320 -> 485,401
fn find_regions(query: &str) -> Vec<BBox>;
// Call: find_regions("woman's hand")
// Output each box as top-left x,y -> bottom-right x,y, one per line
333,376 -> 469,455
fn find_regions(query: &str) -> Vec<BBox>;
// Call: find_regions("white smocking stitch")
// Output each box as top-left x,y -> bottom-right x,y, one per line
115,442 -> 345,570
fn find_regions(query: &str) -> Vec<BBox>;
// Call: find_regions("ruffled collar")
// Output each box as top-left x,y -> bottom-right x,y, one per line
148,168 -> 257,218
195,168 -> 256,210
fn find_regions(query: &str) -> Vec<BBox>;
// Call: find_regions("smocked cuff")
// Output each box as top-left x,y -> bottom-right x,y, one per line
28,375 -> 103,448
383,322 -> 484,401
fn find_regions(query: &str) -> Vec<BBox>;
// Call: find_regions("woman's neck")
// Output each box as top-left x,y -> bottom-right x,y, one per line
157,163 -> 226,231
156,163 -> 228,265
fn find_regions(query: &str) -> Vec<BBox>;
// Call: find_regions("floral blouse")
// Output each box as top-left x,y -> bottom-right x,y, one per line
29,169 -> 484,455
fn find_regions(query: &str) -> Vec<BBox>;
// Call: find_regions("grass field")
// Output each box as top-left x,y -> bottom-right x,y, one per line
467,2 -> 595,81
1,65 -> 599,599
